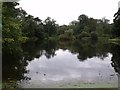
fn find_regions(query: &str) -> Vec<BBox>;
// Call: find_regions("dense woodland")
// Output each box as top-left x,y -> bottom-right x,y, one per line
2,2 -> 120,45
2,2 -> 120,64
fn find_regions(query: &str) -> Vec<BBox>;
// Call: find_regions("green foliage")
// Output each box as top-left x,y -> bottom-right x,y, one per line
112,8 -> 120,37
65,29 -> 73,36
2,2 -> 116,56
21,15 -> 44,40
109,38 -> 120,45
44,17 -> 57,37
59,34 -> 71,41
2,2 -> 23,43
71,14 -> 111,38
2,2 -> 113,45
57,25 -> 68,35
90,31 -> 98,41
74,14 -> 89,34
59,29 -> 74,41
78,31 -> 90,39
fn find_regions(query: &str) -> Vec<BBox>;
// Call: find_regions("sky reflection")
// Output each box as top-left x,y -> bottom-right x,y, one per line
19,49 -> 118,88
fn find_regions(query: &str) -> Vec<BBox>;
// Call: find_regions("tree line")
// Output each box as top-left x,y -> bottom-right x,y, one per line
2,2 -> 120,46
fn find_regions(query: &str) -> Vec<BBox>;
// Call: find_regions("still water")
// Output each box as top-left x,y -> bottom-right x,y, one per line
2,39 -> 120,88
18,50 -> 117,88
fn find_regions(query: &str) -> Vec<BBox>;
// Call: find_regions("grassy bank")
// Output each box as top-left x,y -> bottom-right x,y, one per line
109,38 -> 120,45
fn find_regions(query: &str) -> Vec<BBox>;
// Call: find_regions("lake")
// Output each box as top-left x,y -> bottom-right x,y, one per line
2,38 -> 120,88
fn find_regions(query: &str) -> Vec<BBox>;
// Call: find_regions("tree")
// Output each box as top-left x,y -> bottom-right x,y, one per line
2,3 -> 29,85
112,8 -> 120,37
96,18 -> 111,37
21,15 -> 44,39
87,18 -> 97,32
2,2 -> 23,43
57,25 -> 69,35
74,14 -> 89,34
90,31 -> 98,41
44,17 -> 57,37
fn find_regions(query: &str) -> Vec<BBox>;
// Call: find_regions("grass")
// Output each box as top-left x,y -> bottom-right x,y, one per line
109,38 -> 120,45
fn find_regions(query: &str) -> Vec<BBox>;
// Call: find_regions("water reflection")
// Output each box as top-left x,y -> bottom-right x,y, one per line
2,39 -> 120,88
18,49 -> 118,88
2,42 -> 29,88
110,44 -> 120,74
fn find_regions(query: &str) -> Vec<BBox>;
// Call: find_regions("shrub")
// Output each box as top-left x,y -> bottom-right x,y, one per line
90,31 -> 98,40
78,31 -> 90,39
59,34 -> 72,41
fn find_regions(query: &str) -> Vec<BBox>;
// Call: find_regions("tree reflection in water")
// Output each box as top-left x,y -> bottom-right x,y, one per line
110,44 -> 120,74
2,42 -> 29,88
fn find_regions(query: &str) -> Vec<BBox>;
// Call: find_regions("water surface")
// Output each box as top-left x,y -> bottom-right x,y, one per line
3,39 -> 120,88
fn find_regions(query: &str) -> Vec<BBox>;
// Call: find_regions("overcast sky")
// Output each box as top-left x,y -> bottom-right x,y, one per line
19,0 -> 119,25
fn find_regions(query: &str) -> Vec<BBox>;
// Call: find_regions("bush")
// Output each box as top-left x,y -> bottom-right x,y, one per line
78,31 -> 90,39
59,34 -> 73,41
90,31 -> 98,40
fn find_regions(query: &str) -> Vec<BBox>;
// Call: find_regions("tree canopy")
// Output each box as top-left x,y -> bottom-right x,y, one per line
112,8 -> 120,37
